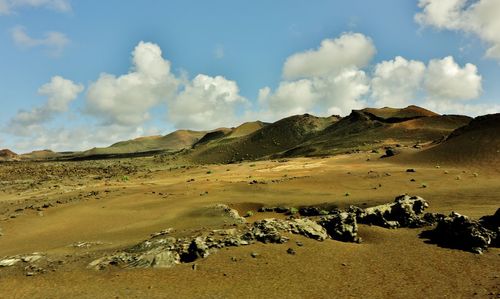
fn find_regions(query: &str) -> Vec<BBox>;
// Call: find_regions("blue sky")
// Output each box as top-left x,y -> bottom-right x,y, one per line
0,0 -> 499,153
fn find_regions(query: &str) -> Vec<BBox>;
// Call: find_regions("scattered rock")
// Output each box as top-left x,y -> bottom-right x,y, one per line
381,148 -> 398,158
406,169 -> 416,173
286,248 -> 296,255
250,252 -> 259,258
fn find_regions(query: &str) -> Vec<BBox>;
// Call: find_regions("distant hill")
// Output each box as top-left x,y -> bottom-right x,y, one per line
189,114 -> 340,163
277,107 -> 471,158
13,105 -> 495,164
19,150 -> 60,160
411,113 -> 500,167
0,149 -> 18,161
81,130 -> 207,157
361,105 -> 438,121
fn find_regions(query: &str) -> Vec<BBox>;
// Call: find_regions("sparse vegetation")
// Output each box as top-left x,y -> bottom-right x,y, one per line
244,211 -> 254,217
289,207 -> 299,215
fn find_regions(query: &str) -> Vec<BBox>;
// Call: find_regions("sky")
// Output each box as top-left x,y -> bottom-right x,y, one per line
1,0 -> 499,153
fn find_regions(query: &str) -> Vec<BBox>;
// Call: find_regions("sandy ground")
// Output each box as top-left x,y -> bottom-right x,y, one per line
0,152 -> 499,298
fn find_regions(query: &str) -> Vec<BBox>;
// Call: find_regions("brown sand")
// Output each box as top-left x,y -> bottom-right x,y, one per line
0,153 -> 499,298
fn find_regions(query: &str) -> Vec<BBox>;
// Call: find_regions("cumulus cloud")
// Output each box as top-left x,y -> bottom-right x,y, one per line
424,56 -> 482,101
7,76 -> 83,135
282,32 -> 376,80
258,33 -> 373,120
257,79 -> 319,120
169,74 -> 247,130
11,26 -> 69,56
415,0 -> 500,61
85,41 -> 179,126
0,0 -> 71,14
371,56 -> 426,107
258,68 -> 369,120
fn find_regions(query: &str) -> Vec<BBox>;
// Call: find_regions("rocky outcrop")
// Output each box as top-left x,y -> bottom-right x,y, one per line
289,218 -> 328,241
210,204 -> 246,224
421,211 -> 498,254
318,212 -> 360,243
249,219 -> 289,244
358,195 -> 429,228
89,217 -> 333,270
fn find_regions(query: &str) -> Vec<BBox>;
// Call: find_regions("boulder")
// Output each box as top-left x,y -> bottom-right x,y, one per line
298,207 -> 322,216
289,218 -> 328,241
250,219 -> 289,244
381,148 -> 397,158
151,251 -> 180,268
318,212 -> 360,243
422,212 -> 497,254
479,208 -> 500,247
210,204 -> 246,224
0,258 -> 21,267
359,195 -> 429,228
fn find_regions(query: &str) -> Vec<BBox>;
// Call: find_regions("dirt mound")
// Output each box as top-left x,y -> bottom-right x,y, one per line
411,113 -> 500,167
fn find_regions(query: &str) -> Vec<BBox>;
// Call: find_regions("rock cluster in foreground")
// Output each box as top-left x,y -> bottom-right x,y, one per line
88,195 -> 437,270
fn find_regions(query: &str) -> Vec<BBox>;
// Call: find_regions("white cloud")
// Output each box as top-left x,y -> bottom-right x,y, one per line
168,74 -> 247,130
424,100 -> 500,117
257,79 -> 319,120
371,56 -> 426,107
39,76 -> 84,111
282,32 -> 376,80
10,124 -> 161,153
258,33 -> 374,120
313,68 -> 369,115
258,68 -> 369,120
7,76 -> 83,135
11,26 -> 69,56
0,0 -> 71,14
415,0 -> 500,61
85,41 -> 179,126
424,56 -> 482,101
